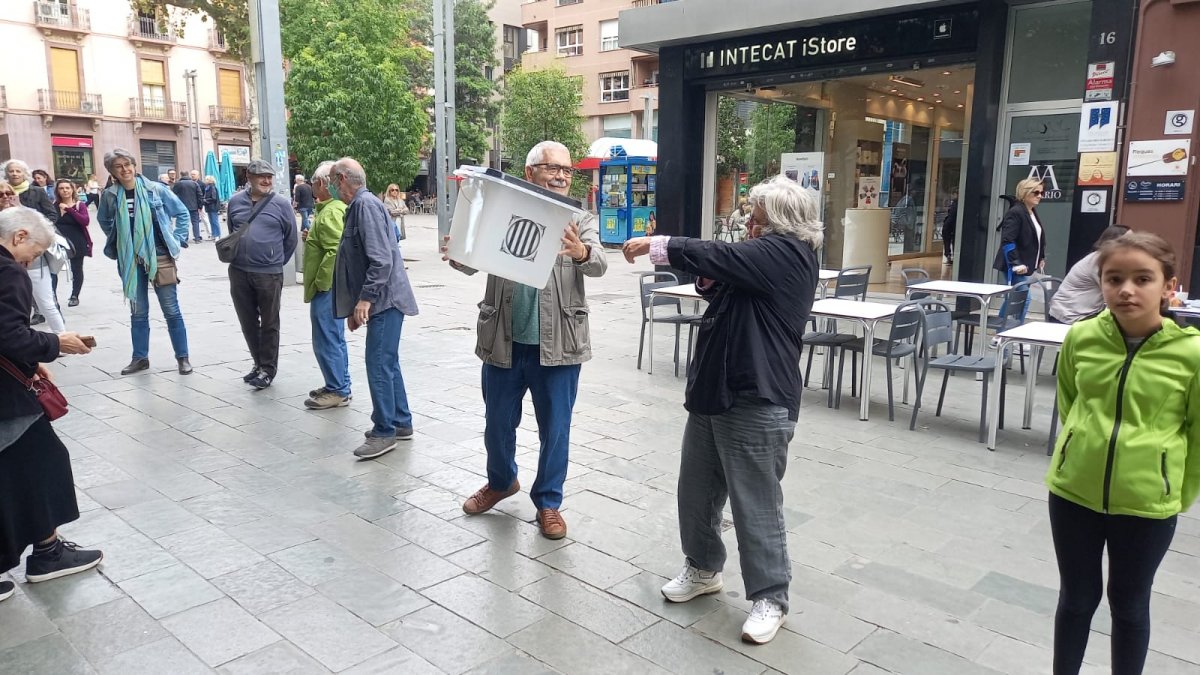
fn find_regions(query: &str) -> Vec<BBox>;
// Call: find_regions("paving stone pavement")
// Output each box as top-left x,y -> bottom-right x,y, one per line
2,213 -> 1198,674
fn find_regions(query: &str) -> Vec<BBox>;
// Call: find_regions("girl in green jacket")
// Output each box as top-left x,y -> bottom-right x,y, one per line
1047,231 -> 1200,675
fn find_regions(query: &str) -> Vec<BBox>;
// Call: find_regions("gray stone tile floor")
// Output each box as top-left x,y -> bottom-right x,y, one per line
2,214 -> 1198,674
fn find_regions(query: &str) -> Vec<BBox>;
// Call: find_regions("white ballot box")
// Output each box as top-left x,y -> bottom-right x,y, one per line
447,166 -> 585,288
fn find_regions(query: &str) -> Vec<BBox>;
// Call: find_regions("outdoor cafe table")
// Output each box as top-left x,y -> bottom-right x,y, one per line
817,269 -> 839,298
986,321 -> 1072,451
647,283 -> 704,375
808,298 -> 899,421
906,280 -> 1013,355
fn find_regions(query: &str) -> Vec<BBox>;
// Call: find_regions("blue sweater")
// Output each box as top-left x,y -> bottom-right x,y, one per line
226,191 -> 298,274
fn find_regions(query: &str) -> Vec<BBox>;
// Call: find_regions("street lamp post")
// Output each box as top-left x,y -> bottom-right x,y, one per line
433,0 -> 458,241
184,69 -> 201,173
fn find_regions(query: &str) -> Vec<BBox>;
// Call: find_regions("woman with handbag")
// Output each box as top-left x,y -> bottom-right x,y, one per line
53,179 -> 92,308
96,148 -> 194,376
0,206 -> 101,604
384,184 -> 408,242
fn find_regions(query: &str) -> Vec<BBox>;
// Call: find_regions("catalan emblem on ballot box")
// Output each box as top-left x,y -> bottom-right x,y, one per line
501,216 -> 545,262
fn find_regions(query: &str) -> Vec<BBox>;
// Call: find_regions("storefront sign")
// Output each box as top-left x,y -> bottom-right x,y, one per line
1008,143 -> 1031,166
1127,140 -> 1190,177
51,136 -> 92,149
1077,102 -> 1118,153
685,6 -> 979,79
1077,152 -> 1117,186
1084,61 -> 1115,101
218,145 -> 251,165
1124,179 -> 1185,202
1165,110 -> 1194,136
1080,189 -> 1108,213
1027,165 -> 1065,201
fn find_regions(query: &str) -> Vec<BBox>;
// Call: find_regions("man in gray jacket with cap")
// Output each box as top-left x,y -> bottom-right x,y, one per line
225,159 -> 298,390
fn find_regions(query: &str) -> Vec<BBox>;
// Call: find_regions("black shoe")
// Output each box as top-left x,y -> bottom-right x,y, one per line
25,539 -> 103,583
193,238 -> 202,244
249,373 -> 273,390
177,358 -> 193,375
0,580 -> 13,602
68,296 -> 79,307
242,368 -> 261,383
121,358 -> 150,375
31,313 -> 45,326
180,240 -> 189,249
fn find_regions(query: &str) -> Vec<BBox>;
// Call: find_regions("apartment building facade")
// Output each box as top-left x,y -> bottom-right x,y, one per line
521,0 -> 661,143
0,0 -> 251,184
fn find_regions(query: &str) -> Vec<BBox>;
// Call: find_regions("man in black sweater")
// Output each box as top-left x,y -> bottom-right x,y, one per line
172,171 -> 205,243
293,175 -> 315,232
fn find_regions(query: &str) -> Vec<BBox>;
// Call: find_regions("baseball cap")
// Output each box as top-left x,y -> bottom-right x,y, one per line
246,159 -> 276,176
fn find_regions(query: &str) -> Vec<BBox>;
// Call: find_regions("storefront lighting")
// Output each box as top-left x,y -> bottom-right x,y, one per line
916,97 -> 925,101
889,75 -> 925,89
941,71 -> 952,76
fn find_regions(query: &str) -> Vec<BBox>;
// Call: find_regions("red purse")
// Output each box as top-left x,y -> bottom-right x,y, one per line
0,355 -> 69,421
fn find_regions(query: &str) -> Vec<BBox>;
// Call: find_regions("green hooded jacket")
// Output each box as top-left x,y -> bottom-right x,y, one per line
1047,309 -> 1200,518
303,198 -> 347,303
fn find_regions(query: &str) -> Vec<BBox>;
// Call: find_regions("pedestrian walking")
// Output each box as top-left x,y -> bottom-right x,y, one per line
0,206 -> 102,604
994,178 -> 1047,284
293,174 -> 315,232
383,184 -> 408,241
202,175 -> 223,239
85,174 -> 101,209
1047,231 -> 1200,675
302,161 -> 351,410
622,174 -> 822,645
443,140 -> 608,540
172,170 -> 205,243
225,159 -> 297,390
331,157 -> 418,459
97,148 -> 193,375
52,179 -> 91,307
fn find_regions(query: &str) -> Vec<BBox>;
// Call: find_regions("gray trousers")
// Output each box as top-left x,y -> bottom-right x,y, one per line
677,395 -> 795,612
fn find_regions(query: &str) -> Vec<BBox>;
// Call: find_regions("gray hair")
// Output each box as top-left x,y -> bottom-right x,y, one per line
0,206 -> 56,247
204,175 -> 216,184
334,158 -> 367,188
2,159 -> 31,182
103,148 -> 138,174
310,161 -> 335,184
158,173 -> 170,183
525,141 -> 570,168
747,175 -> 825,249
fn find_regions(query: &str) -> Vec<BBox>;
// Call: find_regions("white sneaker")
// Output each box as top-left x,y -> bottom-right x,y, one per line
741,598 -> 786,644
661,564 -> 723,603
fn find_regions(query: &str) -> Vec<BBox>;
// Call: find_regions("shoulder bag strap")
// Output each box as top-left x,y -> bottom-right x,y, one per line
0,355 -> 34,389
240,195 -> 274,234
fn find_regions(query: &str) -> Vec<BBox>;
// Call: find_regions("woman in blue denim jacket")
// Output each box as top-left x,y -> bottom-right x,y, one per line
96,148 -> 194,376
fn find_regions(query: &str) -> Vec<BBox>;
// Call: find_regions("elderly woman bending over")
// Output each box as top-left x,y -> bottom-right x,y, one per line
622,175 -> 822,645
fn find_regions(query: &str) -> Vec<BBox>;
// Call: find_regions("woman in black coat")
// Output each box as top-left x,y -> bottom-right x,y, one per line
992,177 -> 1047,283
0,206 -> 100,604
2,160 -> 58,222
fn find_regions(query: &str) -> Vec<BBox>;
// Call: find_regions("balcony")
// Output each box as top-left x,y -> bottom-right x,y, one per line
33,2 -> 90,37
208,29 -> 227,54
128,15 -> 176,46
210,105 -> 249,127
38,89 -> 103,115
520,49 -> 555,71
129,98 -> 188,124
631,0 -> 662,6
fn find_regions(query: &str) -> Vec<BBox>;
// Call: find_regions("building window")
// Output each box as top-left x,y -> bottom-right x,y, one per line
52,136 -> 93,183
600,20 -> 618,52
503,25 -> 519,60
600,71 -> 630,103
140,59 -> 167,113
218,68 -> 243,112
556,0 -> 582,5
602,114 -> 632,139
556,26 -> 583,57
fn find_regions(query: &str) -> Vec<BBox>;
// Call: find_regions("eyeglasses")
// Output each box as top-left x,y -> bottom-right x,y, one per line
0,192 -> 14,198
532,164 -> 575,177
111,162 -> 134,171
1032,190 -> 1044,196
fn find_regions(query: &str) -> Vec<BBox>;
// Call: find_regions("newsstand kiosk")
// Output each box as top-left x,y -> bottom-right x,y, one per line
598,155 -> 657,245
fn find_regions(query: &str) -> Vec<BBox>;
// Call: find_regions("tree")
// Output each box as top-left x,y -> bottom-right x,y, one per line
746,103 -> 796,185
500,67 -> 589,199
285,34 -> 425,193
454,0 -> 499,164
130,0 -> 248,57
715,97 -> 746,178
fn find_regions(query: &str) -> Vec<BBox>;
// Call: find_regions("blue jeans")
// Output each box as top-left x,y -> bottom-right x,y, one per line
189,210 -> 203,240
310,291 -> 350,397
365,309 -> 412,435
481,342 -> 580,510
298,208 -> 313,231
130,264 -> 189,359
207,210 -> 222,238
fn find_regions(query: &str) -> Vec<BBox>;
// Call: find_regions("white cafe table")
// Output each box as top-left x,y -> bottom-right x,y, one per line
907,280 -> 1013,355
808,298 -> 899,421
647,283 -> 705,375
986,321 -> 1071,451
818,269 -> 839,299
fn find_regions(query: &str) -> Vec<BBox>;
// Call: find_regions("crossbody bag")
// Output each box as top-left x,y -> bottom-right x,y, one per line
216,196 -> 273,264
0,355 -> 68,421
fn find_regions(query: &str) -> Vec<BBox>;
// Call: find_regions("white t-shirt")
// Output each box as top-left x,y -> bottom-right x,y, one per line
1030,212 -> 1043,255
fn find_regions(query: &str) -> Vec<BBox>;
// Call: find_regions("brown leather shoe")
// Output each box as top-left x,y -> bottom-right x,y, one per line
462,481 -> 520,515
536,508 -> 567,540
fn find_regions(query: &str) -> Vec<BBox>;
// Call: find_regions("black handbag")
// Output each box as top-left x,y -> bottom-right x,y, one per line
216,196 -> 273,264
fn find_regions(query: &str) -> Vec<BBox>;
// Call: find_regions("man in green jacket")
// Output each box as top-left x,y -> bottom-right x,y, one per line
302,161 -> 351,410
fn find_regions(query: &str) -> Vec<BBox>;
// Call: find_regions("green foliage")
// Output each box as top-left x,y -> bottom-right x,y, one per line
746,103 -> 797,185
454,0 -> 499,164
285,34 -> 425,193
500,67 -> 587,172
130,0 -> 250,59
715,97 -> 746,178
